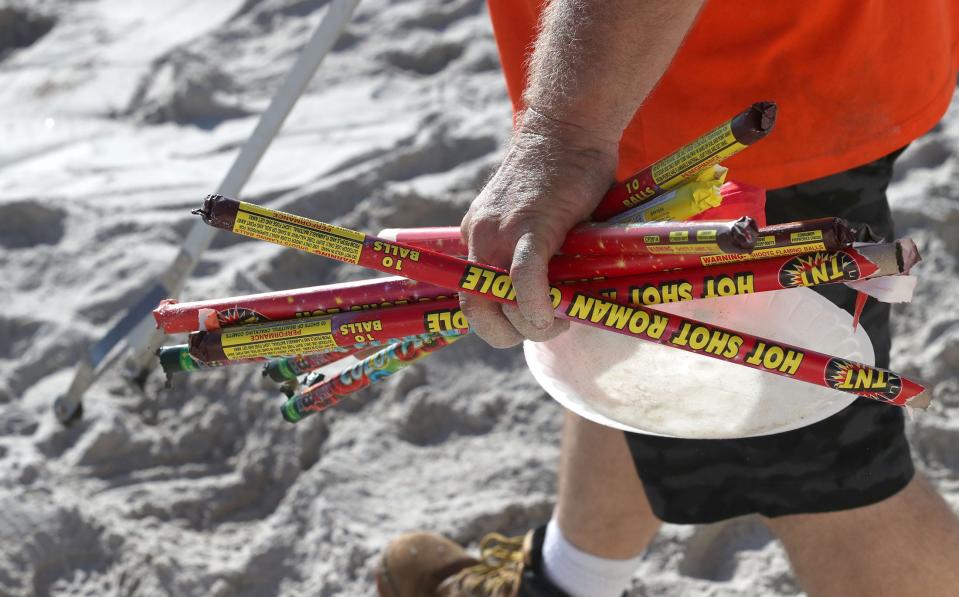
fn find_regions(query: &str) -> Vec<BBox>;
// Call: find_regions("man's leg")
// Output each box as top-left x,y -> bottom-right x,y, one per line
554,410 -> 662,558
538,411 -> 661,597
765,474 -> 959,597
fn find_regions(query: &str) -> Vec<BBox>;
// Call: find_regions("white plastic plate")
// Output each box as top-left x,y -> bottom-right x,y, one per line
524,288 -> 873,439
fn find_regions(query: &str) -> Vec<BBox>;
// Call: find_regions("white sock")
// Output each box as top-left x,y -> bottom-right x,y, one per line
541,517 -> 643,597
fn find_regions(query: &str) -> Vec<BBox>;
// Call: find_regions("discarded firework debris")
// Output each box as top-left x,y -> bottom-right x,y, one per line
567,241 -> 916,305
607,167 -> 726,223
382,217 -> 857,280
382,218 -> 759,258
281,333 -> 465,423
159,341 -> 364,387
592,101 -> 777,220
153,276 -> 453,334
188,241 -> 912,362
192,195 -> 930,409
262,330 -> 458,381
188,299 -> 469,362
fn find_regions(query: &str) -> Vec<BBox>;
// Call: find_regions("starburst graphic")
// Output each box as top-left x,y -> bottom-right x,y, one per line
825,358 -> 902,402
778,251 -> 859,288
217,306 -> 268,327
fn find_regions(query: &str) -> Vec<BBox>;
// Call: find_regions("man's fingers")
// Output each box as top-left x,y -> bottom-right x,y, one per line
511,231 -> 557,330
459,293 -> 524,348
501,303 -> 569,342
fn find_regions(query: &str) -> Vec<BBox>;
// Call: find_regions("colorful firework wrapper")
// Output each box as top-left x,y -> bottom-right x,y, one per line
262,345 -> 370,381
262,331 -> 451,381
592,101 -> 777,221
567,241 -> 916,305
153,276 -> 453,334
281,333 -> 465,423
193,195 -> 930,409
188,297 -> 470,362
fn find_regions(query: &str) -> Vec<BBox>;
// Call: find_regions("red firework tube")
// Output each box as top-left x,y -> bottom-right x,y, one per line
377,227 -> 467,255
188,297 -> 470,362
565,243 -> 916,305
548,217 -> 860,280
280,333 -> 465,423
592,102 -> 777,221
553,218 -> 758,256
382,218 -> 759,258
153,276 -> 454,334
192,195 -> 929,408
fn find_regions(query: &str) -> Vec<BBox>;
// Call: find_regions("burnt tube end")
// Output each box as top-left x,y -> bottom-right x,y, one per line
193,194 -> 239,230
833,218 -> 858,247
732,216 -> 760,250
753,101 -> 777,133
187,331 -> 217,363
733,101 -> 778,145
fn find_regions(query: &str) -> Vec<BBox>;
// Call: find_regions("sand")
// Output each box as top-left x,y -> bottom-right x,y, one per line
0,1 -> 957,595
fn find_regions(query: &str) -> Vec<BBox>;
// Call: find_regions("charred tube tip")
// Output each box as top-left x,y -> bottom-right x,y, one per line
734,102 -> 777,144
752,101 -> 777,132
187,332 -> 211,362
906,390 -> 932,410
732,216 -> 760,248
193,194 -> 225,221
834,218 -> 857,247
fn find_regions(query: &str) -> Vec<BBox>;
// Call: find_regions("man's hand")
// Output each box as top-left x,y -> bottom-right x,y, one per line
460,109 -> 618,348
461,0 -> 705,348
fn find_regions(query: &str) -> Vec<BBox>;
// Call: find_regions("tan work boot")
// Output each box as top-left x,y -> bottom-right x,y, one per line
376,530 -> 543,597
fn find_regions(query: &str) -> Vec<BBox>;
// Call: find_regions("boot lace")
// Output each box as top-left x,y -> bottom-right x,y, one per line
450,532 -> 526,595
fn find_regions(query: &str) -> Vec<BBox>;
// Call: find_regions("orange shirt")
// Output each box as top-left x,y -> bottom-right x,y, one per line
488,1 -> 959,189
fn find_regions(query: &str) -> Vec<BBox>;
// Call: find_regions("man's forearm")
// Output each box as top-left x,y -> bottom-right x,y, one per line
524,0 -> 706,143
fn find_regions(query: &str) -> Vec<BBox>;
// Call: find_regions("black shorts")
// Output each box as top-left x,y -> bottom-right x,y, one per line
624,149 -> 914,524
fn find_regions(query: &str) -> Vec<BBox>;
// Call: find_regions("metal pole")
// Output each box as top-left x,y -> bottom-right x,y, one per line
54,0 -> 362,423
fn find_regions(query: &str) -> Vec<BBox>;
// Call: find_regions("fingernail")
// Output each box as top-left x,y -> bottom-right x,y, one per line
532,314 -> 552,330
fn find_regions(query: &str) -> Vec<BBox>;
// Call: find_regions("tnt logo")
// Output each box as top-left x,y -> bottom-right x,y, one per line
779,251 -> 860,288
824,358 -> 902,402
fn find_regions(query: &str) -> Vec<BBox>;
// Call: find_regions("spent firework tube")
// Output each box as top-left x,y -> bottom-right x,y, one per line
382,217 -> 758,258
553,217 -> 757,256
377,182 -> 752,256
262,345 -> 371,381
281,333 -> 465,423
262,331 -> 453,381
607,172 -> 725,224
153,276 -> 453,334
593,101 -> 777,220
188,298 -> 471,362
377,227 -> 467,256
565,242 -> 916,305
157,344 -> 256,375
193,195 -> 930,408
548,217 -> 859,280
